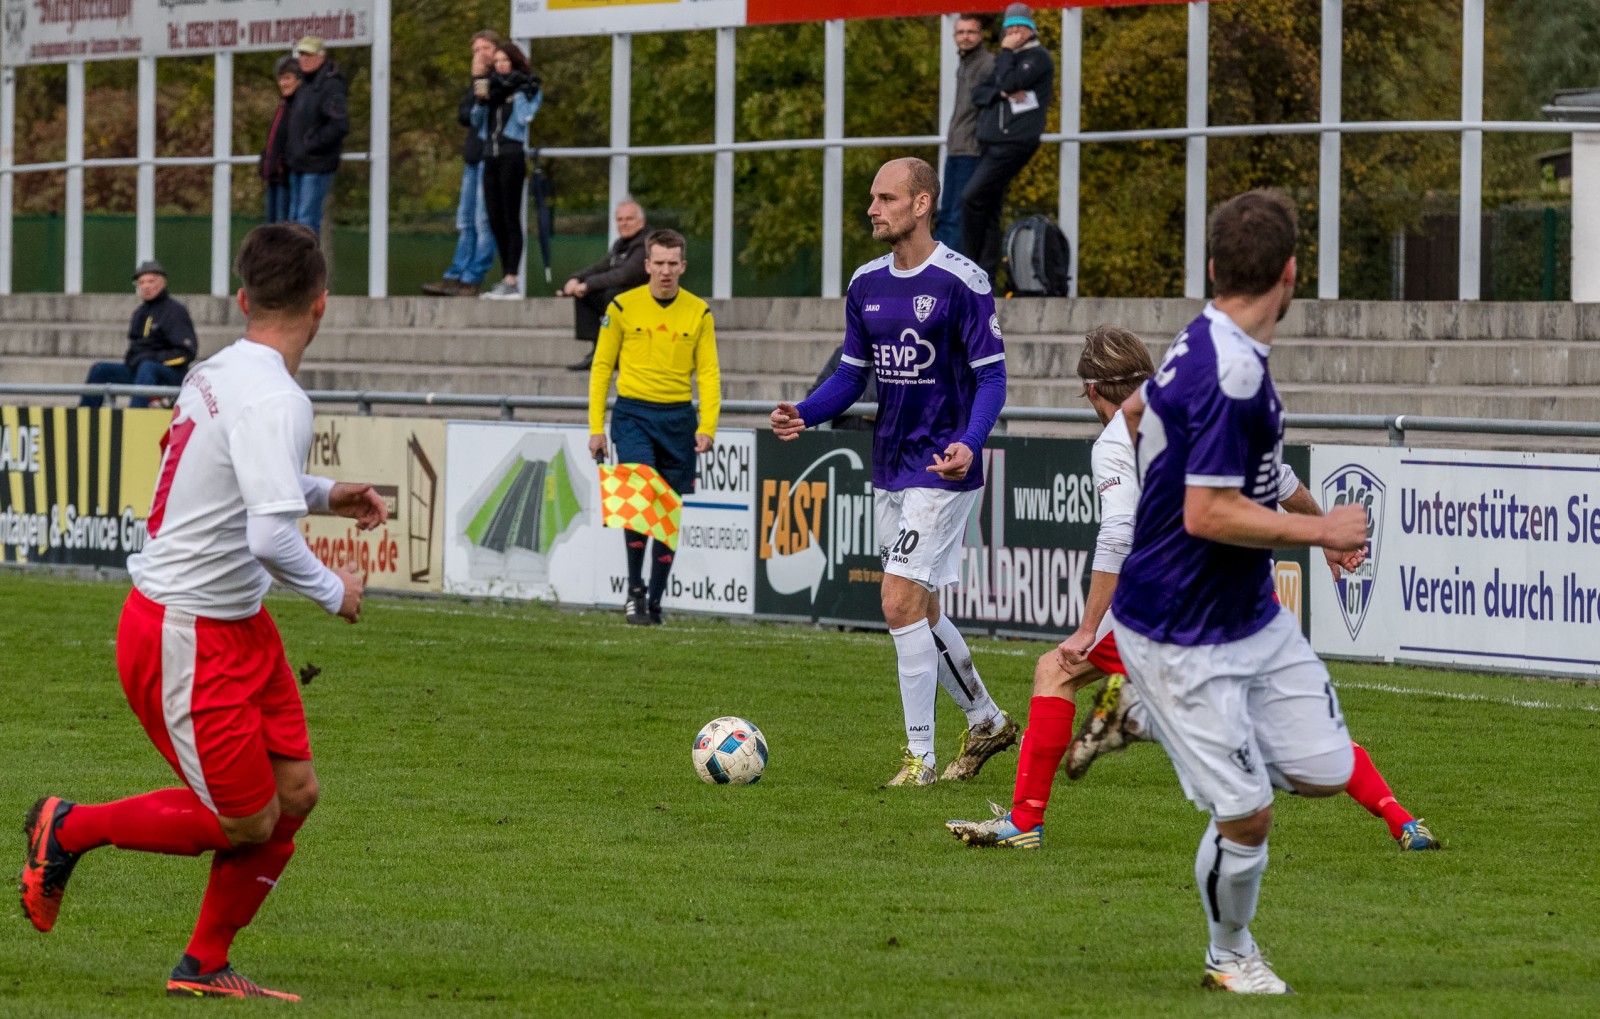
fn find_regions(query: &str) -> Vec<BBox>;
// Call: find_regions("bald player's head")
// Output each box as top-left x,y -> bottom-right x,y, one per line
869,157 -> 940,247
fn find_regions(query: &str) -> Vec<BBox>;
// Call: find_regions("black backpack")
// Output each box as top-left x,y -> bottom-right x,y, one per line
1002,215 -> 1072,296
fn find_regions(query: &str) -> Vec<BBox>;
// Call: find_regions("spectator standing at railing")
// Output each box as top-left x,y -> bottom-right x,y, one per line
422,30 -> 504,298
260,57 -> 300,225
285,36 -> 349,237
472,42 -> 544,301
962,3 -> 1053,283
81,261 -> 198,410
933,14 -> 994,251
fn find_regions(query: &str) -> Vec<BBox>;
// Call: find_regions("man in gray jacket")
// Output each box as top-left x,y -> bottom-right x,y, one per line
934,14 -> 994,250
560,200 -> 650,371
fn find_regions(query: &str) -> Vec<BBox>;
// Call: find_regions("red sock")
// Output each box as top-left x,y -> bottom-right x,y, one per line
55,788 -> 232,856
185,815 -> 305,973
1011,696 -> 1077,832
1345,743 -> 1414,839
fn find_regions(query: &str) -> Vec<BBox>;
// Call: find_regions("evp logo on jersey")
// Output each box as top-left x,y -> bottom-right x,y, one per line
875,328 -> 936,383
1323,463 -> 1385,639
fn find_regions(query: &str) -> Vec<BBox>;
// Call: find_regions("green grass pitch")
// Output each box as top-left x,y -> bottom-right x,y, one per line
3,572 -> 1598,1017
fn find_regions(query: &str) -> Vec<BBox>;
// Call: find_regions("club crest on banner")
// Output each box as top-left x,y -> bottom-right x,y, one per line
913,295 -> 936,322
1322,463 -> 1384,639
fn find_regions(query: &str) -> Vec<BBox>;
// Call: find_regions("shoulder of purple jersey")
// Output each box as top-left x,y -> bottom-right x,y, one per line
929,248 -> 992,295
847,254 -> 895,291
1210,326 -> 1266,401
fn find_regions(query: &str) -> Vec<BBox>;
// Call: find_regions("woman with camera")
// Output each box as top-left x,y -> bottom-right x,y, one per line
472,42 -> 543,300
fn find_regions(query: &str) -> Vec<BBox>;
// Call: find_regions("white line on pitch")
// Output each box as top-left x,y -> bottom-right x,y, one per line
1333,679 -> 1600,713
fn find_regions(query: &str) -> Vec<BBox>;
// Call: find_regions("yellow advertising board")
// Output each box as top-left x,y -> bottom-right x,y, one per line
302,415 -> 447,593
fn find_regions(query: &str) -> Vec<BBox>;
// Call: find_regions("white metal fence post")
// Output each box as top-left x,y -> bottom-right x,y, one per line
713,26 -> 736,300
1459,0 -> 1484,300
137,56 -> 156,266
1,65 -> 13,295
1318,0 -> 1342,299
609,33 -> 632,245
1060,7 -> 1082,298
65,59 -> 84,295
211,52 -> 232,296
821,19 -> 845,300
369,0 -> 392,297
937,13 -> 956,191
1184,3 -> 1208,299
517,36 -> 532,292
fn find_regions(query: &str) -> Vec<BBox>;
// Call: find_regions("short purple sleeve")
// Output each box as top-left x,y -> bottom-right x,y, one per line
1184,356 -> 1263,488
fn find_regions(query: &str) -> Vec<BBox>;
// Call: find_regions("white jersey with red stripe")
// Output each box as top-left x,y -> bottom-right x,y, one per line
128,339 -> 315,620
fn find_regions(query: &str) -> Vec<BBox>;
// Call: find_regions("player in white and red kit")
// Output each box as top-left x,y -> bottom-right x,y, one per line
947,327 -> 1440,856
19,224 -> 386,1001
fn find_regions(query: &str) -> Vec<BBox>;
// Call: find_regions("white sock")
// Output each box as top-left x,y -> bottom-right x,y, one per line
929,615 -> 1003,731
890,619 -> 940,763
1194,818 -> 1266,959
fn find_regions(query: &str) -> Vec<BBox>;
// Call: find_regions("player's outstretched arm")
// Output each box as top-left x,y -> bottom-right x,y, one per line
770,402 -> 808,441
1278,478 -> 1369,576
327,482 -> 388,530
1185,486 -> 1366,552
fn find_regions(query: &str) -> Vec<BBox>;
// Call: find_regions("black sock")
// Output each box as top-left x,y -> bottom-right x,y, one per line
647,540 -> 675,605
625,530 -> 648,592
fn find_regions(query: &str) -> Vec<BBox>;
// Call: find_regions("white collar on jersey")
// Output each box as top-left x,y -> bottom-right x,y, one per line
887,242 -> 947,278
1202,302 -> 1271,358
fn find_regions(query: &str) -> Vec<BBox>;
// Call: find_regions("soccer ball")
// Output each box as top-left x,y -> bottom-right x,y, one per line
692,716 -> 767,785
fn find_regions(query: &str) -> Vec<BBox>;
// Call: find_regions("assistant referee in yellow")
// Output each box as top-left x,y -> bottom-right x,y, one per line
588,228 -> 722,626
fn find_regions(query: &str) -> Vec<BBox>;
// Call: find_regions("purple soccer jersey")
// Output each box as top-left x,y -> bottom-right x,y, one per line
801,244 -> 1006,492
1112,304 -> 1286,646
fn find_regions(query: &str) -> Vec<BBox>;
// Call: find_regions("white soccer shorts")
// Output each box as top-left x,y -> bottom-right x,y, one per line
874,487 -> 982,591
1111,608 -> 1353,821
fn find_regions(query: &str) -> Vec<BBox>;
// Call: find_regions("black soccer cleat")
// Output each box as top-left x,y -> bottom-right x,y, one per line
624,585 -> 651,625
167,958 -> 301,1001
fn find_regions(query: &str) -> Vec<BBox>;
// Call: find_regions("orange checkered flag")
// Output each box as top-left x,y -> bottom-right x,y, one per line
598,462 -> 683,550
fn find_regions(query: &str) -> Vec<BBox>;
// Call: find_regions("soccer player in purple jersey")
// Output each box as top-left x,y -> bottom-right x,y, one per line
770,157 -> 1017,786
1109,191 -> 1368,994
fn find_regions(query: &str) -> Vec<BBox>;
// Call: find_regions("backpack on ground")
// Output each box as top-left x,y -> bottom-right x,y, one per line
1001,215 -> 1072,296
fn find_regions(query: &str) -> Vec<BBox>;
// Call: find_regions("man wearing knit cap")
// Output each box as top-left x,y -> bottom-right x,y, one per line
961,3 -> 1053,283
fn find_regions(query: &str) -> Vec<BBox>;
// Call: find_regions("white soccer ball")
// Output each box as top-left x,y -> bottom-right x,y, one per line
692,716 -> 767,785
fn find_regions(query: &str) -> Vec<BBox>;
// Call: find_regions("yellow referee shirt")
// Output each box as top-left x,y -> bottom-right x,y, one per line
588,284 -> 722,438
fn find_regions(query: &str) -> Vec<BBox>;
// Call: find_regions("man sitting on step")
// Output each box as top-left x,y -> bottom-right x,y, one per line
82,260 -> 198,410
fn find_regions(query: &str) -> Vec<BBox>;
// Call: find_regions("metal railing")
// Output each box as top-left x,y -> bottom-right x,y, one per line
12,383 -> 1600,448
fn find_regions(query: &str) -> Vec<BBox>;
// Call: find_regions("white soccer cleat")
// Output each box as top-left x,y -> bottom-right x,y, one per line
940,712 -> 1019,781
884,747 -> 936,787
1065,675 -> 1149,780
1201,948 -> 1294,995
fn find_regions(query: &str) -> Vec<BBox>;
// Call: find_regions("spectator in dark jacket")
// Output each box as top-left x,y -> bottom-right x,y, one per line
285,36 -> 350,236
261,56 -> 300,223
961,3 -> 1054,283
933,15 -> 994,250
559,200 -> 650,370
472,42 -> 544,301
423,30 -> 503,298
82,261 -> 198,409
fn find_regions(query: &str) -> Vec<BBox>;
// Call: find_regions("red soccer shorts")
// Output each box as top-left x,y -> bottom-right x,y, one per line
1086,627 -> 1125,676
117,588 -> 311,819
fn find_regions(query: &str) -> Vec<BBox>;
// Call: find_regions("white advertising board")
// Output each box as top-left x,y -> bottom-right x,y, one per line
443,421 -> 755,615
2,0 -> 372,66
1310,444 -> 1600,678
510,0 -> 745,40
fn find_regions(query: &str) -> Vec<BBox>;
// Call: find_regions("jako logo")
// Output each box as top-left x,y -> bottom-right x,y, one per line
1322,463 -> 1384,639
875,329 -> 936,381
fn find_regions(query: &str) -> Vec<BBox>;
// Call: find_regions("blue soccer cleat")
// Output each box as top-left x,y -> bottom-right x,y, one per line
945,801 -> 1042,849
1398,819 -> 1441,851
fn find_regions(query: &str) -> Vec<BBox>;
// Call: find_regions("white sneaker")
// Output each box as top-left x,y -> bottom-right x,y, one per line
480,280 -> 522,300
1202,948 -> 1293,994
883,747 -> 936,787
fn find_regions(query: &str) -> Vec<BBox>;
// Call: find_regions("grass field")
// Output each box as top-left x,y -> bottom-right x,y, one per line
3,571 -> 1599,1017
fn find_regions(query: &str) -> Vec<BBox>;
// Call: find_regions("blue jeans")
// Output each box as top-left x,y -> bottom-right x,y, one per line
81,360 -> 187,409
443,162 -> 496,285
933,154 -> 980,252
289,171 -> 335,234
265,181 -> 292,224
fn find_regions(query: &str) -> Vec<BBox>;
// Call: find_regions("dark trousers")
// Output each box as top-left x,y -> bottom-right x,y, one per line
481,147 -> 527,278
933,154 -> 980,251
961,140 -> 1040,283
574,286 -> 625,344
81,360 -> 186,409
264,181 -> 292,224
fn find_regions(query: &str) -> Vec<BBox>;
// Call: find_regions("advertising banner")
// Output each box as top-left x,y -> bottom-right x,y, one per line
0,405 -> 166,568
3,0 -> 373,67
443,421 -> 755,614
1309,445 -> 1600,678
301,415 -> 446,594
512,1 -> 1204,40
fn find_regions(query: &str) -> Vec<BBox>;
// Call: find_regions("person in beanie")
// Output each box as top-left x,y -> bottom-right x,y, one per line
285,36 -> 349,236
933,14 -> 994,250
260,56 -> 300,224
81,261 -> 198,409
961,3 -> 1053,283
